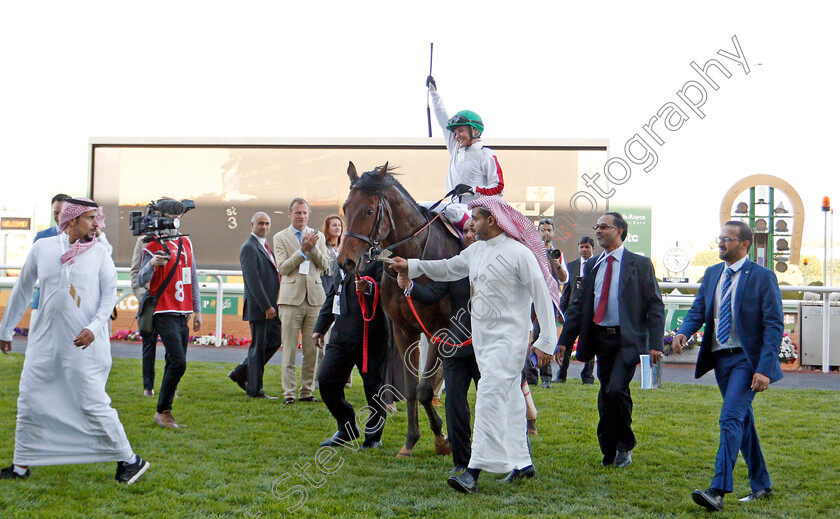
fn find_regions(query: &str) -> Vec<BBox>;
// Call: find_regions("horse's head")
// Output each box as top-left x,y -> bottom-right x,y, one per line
339,161 -> 397,274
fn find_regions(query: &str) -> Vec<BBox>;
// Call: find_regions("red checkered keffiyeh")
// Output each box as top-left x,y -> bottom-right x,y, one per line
467,196 -> 561,310
58,198 -> 104,265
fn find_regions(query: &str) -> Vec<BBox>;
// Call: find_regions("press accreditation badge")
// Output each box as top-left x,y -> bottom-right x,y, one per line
299,260 -> 311,276
182,267 -> 191,283
333,283 -> 342,315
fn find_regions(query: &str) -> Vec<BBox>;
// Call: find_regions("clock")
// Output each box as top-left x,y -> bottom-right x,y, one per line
663,247 -> 690,273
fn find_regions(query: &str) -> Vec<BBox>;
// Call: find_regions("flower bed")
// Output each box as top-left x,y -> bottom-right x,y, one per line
662,329 -> 701,356
779,333 -> 798,363
109,329 -> 251,348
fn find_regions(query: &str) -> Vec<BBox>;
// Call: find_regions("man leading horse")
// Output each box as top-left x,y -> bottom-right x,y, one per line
391,195 -> 560,494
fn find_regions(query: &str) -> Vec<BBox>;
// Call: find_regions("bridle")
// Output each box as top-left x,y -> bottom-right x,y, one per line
343,186 -> 450,262
343,191 -> 395,260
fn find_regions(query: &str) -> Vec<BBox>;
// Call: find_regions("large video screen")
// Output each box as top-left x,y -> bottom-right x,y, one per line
90,139 -> 609,269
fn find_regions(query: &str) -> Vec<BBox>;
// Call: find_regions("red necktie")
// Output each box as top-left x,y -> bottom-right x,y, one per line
594,256 -> 614,325
264,242 -> 275,265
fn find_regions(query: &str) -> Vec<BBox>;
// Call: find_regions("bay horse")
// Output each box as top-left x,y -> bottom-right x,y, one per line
338,161 -> 463,458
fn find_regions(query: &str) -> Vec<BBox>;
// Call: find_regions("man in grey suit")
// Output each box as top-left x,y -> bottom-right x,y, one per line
556,236 -> 596,384
558,212 -> 664,469
228,212 -> 282,399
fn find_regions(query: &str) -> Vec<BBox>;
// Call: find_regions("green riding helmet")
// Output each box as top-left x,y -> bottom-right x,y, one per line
446,110 -> 484,135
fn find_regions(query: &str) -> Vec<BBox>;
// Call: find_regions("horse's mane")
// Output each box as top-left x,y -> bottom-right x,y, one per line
352,165 -> 433,219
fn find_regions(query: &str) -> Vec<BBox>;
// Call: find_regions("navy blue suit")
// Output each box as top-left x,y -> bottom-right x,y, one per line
31,226 -> 59,309
677,259 -> 783,494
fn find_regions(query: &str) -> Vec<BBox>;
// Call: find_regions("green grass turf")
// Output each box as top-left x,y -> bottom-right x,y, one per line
0,353 -> 838,518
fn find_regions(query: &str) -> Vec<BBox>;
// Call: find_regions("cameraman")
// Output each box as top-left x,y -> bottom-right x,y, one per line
137,199 -> 201,429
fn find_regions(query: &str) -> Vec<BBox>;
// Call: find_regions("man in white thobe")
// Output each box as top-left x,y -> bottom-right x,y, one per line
0,198 -> 149,485
391,196 -> 559,494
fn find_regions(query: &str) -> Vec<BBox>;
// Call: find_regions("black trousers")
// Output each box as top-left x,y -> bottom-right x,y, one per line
154,313 -> 189,413
442,354 -> 481,468
230,316 -> 282,396
556,344 -> 595,382
594,327 -> 638,458
318,339 -> 388,442
141,330 -> 159,391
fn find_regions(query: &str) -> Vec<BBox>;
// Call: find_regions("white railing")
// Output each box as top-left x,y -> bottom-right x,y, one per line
661,282 -> 839,373
0,264 -> 243,348
2,267 -> 839,367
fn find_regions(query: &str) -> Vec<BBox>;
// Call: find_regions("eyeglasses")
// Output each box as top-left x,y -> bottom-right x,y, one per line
716,236 -> 742,245
592,224 -> 617,231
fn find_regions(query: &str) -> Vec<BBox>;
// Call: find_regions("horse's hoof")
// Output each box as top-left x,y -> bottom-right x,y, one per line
434,436 -> 451,455
397,447 -> 413,458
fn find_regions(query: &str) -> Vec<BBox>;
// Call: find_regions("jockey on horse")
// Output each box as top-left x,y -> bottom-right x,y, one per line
426,75 -> 543,436
422,75 -> 504,229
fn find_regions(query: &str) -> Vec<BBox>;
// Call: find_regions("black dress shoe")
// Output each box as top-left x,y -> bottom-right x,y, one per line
502,465 -> 536,482
739,488 -> 772,502
552,376 -> 566,383
692,488 -> 724,511
0,464 -> 30,479
361,440 -> 383,450
615,449 -> 632,468
228,370 -> 247,392
447,471 -> 478,494
600,455 -> 615,467
582,379 -> 595,385
249,390 -> 278,400
299,396 -> 319,403
320,430 -> 360,447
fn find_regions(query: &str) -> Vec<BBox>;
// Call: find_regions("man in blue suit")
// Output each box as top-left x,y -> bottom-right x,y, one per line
30,194 -> 69,321
674,220 -> 783,511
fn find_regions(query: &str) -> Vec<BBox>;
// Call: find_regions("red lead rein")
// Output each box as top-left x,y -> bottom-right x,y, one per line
356,275 -> 379,373
404,293 -> 472,348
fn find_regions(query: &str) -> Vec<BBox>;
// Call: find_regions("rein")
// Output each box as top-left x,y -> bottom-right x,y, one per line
345,184 -> 470,348
356,274 -> 379,373
404,291 -> 472,348
343,186 -> 457,261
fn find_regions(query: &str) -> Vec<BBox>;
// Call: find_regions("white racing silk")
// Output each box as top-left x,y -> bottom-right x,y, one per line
408,233 -> 557,473
0,233 -> 132,466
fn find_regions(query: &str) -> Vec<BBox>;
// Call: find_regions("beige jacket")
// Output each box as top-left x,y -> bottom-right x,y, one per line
273,226 -> 329,307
